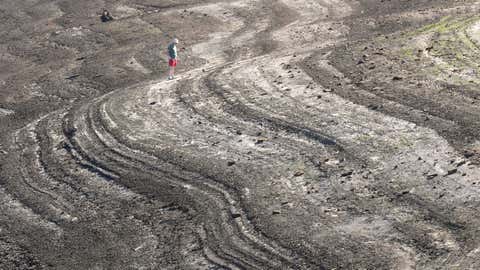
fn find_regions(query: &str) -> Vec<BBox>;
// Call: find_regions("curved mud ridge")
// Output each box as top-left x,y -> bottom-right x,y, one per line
3,0 -> 480,269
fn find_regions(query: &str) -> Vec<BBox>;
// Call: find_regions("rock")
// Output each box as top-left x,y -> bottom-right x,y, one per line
64,126 -> 77,138
427,173 -> 437,180
272,210 -> 281,215
341,170 -> 353,177
66,74 -> 80,80
445,168 -> 457,176
325,159 -> 340,166
392,76 -> 403,81
227,161 -> 236,166
149,101 -> 156,105
85,191 -> 96,199
255,137 -> 268,144
293,171 -> 304,177
231,213 -> 241,219
456,160 -> 467,167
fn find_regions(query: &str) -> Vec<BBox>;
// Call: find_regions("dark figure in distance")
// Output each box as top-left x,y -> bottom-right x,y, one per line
101,10 -> 113,22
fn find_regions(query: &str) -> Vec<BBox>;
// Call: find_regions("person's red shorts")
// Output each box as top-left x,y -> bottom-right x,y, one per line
169,59 -> 177,67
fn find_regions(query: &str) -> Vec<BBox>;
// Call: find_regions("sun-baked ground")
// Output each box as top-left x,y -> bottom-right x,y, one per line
2,0 -> 480,269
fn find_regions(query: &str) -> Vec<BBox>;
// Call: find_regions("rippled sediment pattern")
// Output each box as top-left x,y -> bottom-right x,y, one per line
3,0 -> 480,269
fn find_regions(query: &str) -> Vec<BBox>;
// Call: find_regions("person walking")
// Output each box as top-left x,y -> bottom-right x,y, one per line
167,38 -> 179,80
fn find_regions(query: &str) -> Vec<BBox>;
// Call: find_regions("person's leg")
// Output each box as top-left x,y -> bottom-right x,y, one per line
168,59 -> 176,79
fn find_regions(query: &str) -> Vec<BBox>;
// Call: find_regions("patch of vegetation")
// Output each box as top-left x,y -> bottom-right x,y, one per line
396,15 -> 480,87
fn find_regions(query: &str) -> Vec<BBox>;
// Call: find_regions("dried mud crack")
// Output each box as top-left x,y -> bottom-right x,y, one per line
3,0 -> 480,269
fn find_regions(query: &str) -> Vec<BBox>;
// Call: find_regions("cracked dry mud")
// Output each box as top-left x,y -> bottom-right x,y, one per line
2,0 -> 480,269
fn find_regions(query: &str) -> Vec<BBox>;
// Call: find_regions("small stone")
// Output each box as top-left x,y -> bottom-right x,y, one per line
293,171 -> 304,177
427,173 -> 438,180
227,161 -> 236,166
445,168 -> 457,176
341,170 -> 353,177
456,160 -> 467,167
272,210 -> 281,215
66,74 -> 80,80
231,213 -> 241,219
464,151 -> 475,158
325,159 -> 340,166
149,101 -> 157,105
255,138 -> 267,144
